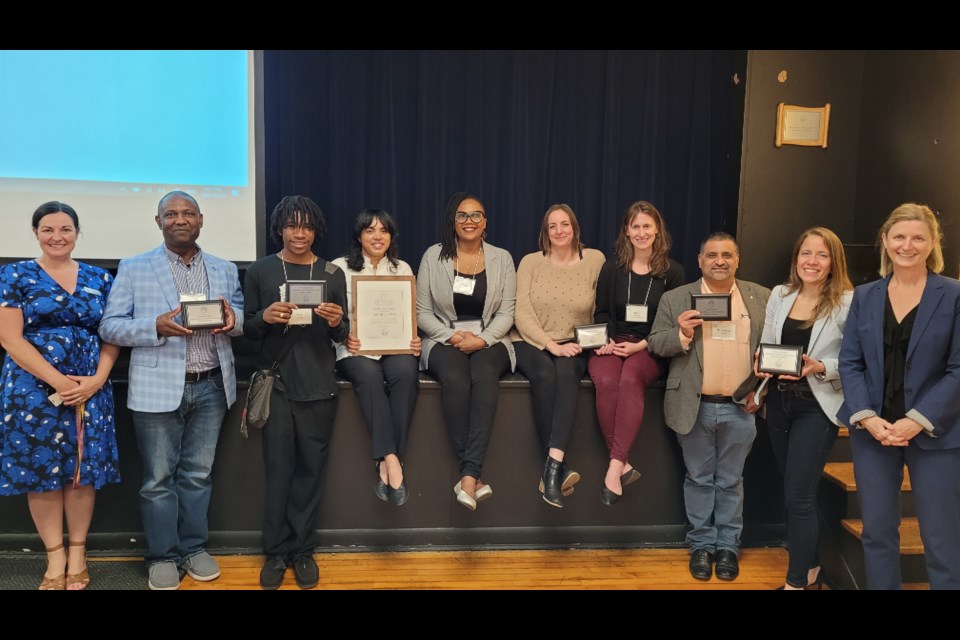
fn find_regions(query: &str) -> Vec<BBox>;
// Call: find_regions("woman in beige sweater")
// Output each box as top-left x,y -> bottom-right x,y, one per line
513,204 -> 605,507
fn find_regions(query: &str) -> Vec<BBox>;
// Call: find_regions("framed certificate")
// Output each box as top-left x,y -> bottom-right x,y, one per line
574,323 -> 609,349
691,293 -> 732,321
351,276 -> 417,355
758,343 -> 804,377
775,103 -> 831,148
181,300 -> 226,329
285,280 -> 326,308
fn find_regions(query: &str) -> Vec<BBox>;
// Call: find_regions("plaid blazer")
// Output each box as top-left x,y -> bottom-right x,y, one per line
99,245 -> 244,412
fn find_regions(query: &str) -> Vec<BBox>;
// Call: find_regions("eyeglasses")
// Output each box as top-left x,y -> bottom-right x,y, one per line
455,210 -> 485,224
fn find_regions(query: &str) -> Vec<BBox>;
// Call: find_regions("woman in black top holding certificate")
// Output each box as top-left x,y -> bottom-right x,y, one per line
757,227 -> 852,590
590,201 -> 684,505
243,195 -> 348,590
416,192 -> 516,511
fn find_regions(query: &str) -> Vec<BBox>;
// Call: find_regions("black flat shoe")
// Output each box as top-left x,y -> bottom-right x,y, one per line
291,554 -> 319,589
259,555 -> 287,590
620,468 -> 641,487
600,484 -> 621,506
389,482 -> 409,506
374,461 -> 389,502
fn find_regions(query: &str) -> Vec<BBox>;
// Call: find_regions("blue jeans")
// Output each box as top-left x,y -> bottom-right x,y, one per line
132,372 -> 227,565
677,401 -> 757,553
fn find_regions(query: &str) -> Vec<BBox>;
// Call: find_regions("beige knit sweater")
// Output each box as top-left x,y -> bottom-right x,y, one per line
513,248 -> 605,349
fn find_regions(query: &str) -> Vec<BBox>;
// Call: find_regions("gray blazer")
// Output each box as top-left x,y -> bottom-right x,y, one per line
648,278 -> 771,435
762,285 -> 852,426
416,242 -> 517,371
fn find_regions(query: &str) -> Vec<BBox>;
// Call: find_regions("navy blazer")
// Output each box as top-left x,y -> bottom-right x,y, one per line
838,272 -> 960,450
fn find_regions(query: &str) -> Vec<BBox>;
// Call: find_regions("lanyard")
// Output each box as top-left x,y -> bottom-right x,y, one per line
627,271 -> 654,306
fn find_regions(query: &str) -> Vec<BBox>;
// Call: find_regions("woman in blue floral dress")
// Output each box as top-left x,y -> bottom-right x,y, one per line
0,202 -> 120,590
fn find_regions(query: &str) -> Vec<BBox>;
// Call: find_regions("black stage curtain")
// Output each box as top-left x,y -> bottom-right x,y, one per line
264,50 -> 745,277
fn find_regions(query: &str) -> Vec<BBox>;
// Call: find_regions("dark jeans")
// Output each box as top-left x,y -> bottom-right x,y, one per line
514,341 -> 588,455
337,354 -> 419,460
428,342 -> 510,478
261,391 -> 337,558
766,385 -> 838,588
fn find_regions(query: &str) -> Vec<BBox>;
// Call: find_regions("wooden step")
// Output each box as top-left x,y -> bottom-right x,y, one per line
841,517 -> 924,555
823,462 -> 911,491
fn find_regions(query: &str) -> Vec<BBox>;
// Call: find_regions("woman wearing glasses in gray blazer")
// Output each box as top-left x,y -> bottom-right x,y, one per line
416,192 -> 517,511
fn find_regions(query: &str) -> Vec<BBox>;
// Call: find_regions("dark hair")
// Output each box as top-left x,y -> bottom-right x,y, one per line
32,201 -> 80,232
613,201 -> 671,277
539,204 -> 584,259
345,208 -> 401,272
699,231 -> 739,254
269,195 -> 326,244
157,190 -> 200,216
439,191 -> 484,261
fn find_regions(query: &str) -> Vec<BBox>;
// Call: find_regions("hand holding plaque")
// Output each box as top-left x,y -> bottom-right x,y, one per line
285,280 -> 326,308
758,343 -> 804,377
690,293 -> 732,321
575,324 -> 609,349
181,300 -> 226,330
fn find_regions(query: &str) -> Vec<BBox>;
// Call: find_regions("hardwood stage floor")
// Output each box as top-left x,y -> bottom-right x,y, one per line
157,547 -> 793,590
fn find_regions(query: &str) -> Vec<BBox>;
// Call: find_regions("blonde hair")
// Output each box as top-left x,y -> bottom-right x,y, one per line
878,203 -> 944,276
783,227 -> 853,328
539,204 -> 584,258
614,201 -> 672,277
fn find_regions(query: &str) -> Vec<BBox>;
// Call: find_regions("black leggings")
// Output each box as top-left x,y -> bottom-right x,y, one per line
766,385 -> 838,588
514,341 -> 587,455
427,342 -> 510,478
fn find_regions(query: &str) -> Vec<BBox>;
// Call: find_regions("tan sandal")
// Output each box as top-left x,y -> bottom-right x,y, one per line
39,543 -> 66,590
65,540 -> 89,590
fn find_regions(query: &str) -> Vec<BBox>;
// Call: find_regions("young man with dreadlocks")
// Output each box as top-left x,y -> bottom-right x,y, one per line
242,195 -> 349,590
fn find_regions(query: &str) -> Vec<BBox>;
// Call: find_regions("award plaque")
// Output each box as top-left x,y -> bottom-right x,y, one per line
352,276 -> 417,356
285,280 -> 326,308
451,318 -> 484,334
181,300 -> 226,329
691,293 -> 732,321
758,343 -> 805,377
574,323 -> 609,349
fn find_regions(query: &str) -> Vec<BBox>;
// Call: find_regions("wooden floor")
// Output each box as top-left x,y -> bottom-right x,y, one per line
150,548 -> 795,590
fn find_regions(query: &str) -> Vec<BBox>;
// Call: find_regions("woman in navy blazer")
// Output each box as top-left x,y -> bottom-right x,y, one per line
839,203 -> 960,590
757,227 -> 853,590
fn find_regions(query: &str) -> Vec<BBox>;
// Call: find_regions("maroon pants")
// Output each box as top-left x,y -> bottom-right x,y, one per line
587,348 -> 665,462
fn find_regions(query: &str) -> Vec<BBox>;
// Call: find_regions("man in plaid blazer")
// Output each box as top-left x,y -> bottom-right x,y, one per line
100,191 -> 244,590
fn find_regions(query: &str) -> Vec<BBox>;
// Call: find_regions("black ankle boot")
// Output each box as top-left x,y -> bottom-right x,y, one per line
542,457 -> 564,508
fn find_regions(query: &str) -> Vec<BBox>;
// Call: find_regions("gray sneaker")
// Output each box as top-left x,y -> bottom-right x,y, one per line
182,551 -> 221,581
148,561 -> 181,590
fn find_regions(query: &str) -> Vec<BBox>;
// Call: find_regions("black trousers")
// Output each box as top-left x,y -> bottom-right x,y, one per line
428,342 -> 510,478
766,386 -> 838,588
514,341 -> 587,455
261,391 -> 337,558
336,354 -> 420,460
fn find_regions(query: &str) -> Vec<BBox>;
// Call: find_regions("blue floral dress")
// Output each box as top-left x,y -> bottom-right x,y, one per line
0,260 -> 120,495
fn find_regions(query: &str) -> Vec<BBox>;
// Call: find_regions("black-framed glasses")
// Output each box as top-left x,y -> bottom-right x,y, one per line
455,210 -> 485,224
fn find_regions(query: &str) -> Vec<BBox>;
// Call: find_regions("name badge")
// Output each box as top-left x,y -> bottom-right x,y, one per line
288,308 -> 313,325
711,322 -> 736,341
82,286 -> 101,296
625,304 -> 648,323
453,275 -> 476,296
180,293 -> 206,303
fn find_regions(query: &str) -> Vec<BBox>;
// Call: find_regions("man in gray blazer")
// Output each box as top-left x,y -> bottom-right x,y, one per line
648,232 -> 770,582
